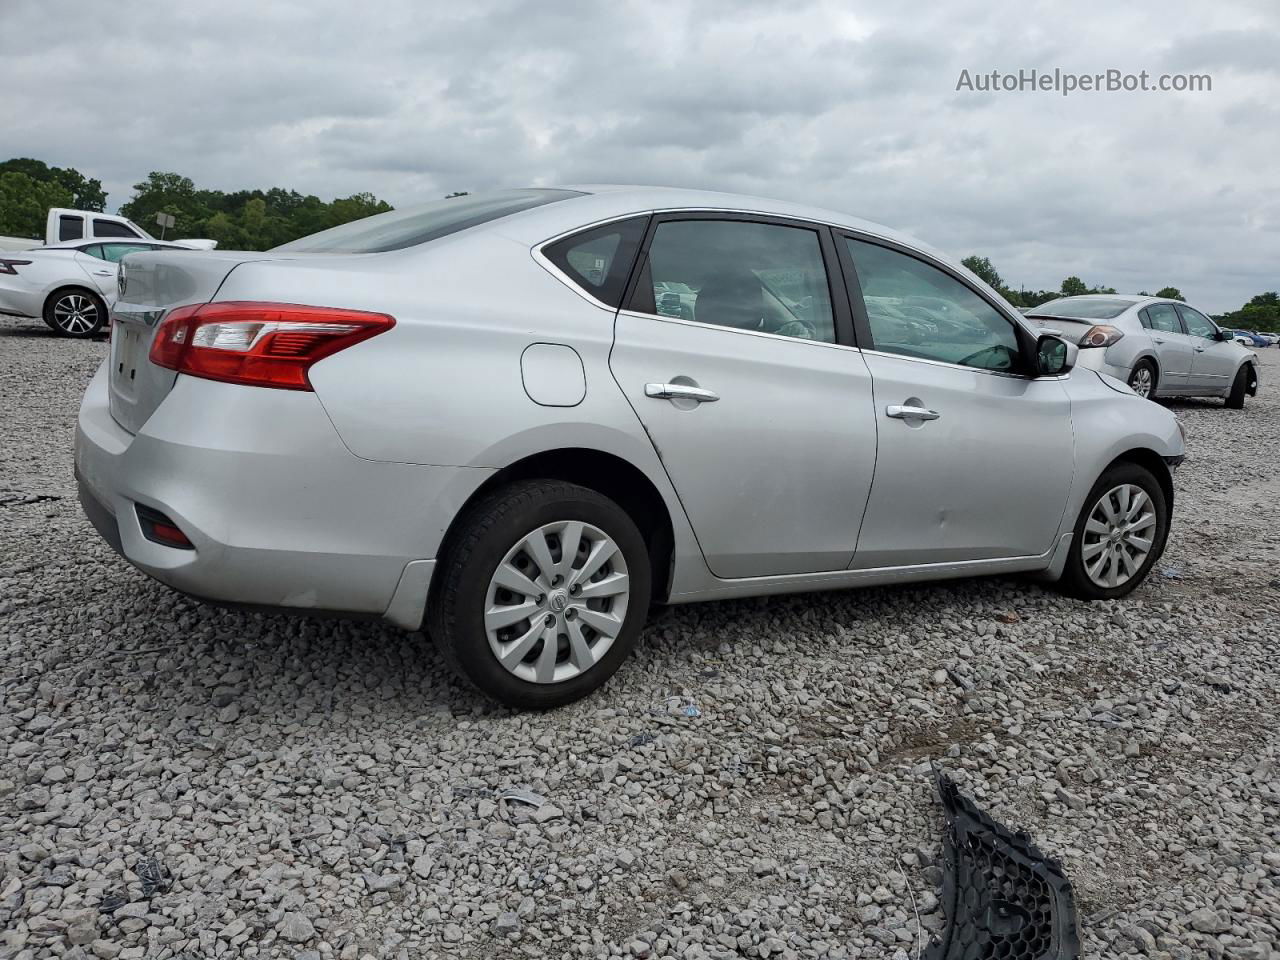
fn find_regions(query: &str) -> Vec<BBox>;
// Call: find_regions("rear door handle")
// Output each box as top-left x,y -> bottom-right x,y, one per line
886,404 -> 940,421
1194,346 -> 1206,353
93,270 -> 113,276
1152,337 -> 1165,344
645,382 -> 719,403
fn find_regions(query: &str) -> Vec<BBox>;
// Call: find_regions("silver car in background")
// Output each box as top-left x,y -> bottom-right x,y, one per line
75,187 -> 1185,708
1026,295 -> 1259,407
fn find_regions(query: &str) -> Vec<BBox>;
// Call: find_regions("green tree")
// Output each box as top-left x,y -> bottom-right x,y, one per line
120,172 -> 209,239
0,158 -> 106,211
0,171 -> 73,238
1154,286 -> 1184,301
1060,276 -> 1088,297
961,255 -> 1004,290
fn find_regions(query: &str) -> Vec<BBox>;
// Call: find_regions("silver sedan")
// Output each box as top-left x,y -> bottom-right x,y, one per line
1027,295 -> 1259,407
75,186 -> 1185,707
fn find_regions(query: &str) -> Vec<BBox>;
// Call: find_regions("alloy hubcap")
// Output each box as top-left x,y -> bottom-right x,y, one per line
484,520 -> 629,684
1081,484 -> 1157,588
1130,367 -> 1152,397
53,295 -> 98,334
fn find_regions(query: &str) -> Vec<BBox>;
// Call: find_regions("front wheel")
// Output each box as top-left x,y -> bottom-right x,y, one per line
427,479 -> 652,709
1059,463 -> 1169,600
1225,364 -> 1252,409
44,289 -> 106,338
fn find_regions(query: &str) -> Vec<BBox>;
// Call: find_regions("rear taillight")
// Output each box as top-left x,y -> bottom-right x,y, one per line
0,259 -> 32,276
148,301 -> 395,390
1078,324 -> 1124,348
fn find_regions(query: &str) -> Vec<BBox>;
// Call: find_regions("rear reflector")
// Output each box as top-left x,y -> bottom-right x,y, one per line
135,504 -> 194,549
149,301 -> 395,390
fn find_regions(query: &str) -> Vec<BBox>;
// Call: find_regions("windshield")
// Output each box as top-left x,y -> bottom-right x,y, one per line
273,188 -> 586,253
1029,298 -> 1133,320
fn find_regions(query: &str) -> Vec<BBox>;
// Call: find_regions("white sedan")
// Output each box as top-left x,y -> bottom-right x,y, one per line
0,239 -> 201,338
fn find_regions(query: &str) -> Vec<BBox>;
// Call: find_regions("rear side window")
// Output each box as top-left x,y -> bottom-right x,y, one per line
542,217 -> 647,308
80,244 -> 105,260
273,189 -> 586,253
1144,303 -> 1182,333
59,215 -> 84,241
94,219 -> 140,238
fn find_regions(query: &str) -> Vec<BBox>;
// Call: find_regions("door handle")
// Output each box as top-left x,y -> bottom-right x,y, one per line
1152,338 -> 1165,344
93,270 -> 113,276
1194,346 -> 1206,353
886,404 -> 940,421
645,382 -> 719,403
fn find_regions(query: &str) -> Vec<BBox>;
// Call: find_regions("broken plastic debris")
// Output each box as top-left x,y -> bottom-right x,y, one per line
927,771 -> 1080,959
628,732 -> 659,748
498,788 -> 546,808
1160,566 -> 1183,579
135,857 -> 172,898
98,892 -> 128,914
651,696 -> 701,718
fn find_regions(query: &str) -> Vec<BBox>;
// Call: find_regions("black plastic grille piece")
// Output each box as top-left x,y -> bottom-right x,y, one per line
926,773 -> 1081,960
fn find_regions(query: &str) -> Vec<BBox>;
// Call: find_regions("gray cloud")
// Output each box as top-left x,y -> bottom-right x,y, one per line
1,0 -> 1277,310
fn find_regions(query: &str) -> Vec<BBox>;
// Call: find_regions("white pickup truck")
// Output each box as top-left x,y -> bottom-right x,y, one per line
0,208 -> 217,252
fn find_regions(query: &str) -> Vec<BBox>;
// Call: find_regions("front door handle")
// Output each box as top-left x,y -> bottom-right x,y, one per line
93,270 -> 113,276
645,382 -> 719,403
886,404 -> 940,421
1194,345 -> 1206,353
1152,337 -> 1165,344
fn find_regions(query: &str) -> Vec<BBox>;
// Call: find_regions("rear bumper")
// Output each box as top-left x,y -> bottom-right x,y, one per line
74,362 -> 492,628
0,281 -> 41,319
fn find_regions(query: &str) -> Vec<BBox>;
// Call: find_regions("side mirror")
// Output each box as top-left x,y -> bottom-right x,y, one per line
1215,329 -> 1231,342
1036,334 -> 1077,376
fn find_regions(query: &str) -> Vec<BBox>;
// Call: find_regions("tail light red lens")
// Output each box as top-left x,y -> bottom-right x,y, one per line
149,301 -> 395,390
0,259 -> 32,276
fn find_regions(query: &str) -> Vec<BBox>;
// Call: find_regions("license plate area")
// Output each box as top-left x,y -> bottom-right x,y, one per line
112,324 -> 144,397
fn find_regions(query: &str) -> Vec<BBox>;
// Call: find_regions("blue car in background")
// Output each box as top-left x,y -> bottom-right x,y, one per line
1231,329 -> 1272,347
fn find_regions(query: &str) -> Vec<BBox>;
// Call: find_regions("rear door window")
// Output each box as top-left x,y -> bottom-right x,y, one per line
1145,303 -> 1182,333
59,215 -> 84,241
627,218 -> 836,343
542,217 -> 648,308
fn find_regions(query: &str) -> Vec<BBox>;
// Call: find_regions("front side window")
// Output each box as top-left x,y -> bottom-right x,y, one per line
1144,303 -> 1182,334
59,215 -> 84,242
93,219 -> 141,239
630,219 -> 835,343
1177,304 -> 1216,339
845,238 -> 1023,372
542,217 -> 646,308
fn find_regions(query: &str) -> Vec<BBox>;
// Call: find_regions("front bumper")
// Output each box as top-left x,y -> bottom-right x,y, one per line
74,362 -> 492,628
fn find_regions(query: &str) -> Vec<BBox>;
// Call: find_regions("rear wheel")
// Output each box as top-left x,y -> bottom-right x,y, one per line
44,289 -> 106,338
1059,462 -> 1169,600
1127,360 -> 1157,399
427,479 -> 651,709
1225,364 -> 1251,409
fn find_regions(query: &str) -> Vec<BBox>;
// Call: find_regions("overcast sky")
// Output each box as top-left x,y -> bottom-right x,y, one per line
4,0 -> 1277,311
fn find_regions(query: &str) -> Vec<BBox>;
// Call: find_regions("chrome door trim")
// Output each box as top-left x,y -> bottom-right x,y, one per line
645,382 -> 720,403
860,347 -> 1058,381
886,404 -> 940,420
617,308 -> 865,354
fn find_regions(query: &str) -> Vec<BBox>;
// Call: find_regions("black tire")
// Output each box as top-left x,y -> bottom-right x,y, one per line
426,479 -> 652,709
1127,359 -> 1157,399
1225,364 -> 1251,409
43,288 -> 106,338
1058,462 -> 1169,601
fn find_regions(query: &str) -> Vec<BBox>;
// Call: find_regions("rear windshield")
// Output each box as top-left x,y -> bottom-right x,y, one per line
273,188 -> 586,254
1028,298 -> 1133,320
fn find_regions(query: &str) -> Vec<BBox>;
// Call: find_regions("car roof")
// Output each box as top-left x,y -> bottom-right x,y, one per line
485,183 -> 978,288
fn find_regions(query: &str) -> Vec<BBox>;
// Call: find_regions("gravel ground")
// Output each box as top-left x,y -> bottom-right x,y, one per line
1,316 -> 1277,960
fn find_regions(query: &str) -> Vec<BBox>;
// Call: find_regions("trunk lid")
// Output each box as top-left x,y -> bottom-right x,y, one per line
1024,315 -> 1098,345
108,250 -> 275,433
